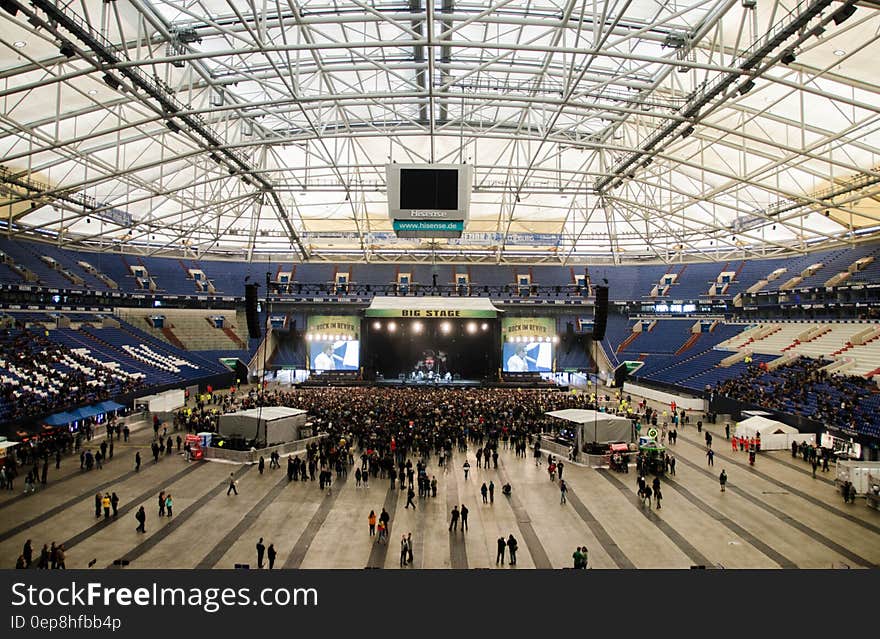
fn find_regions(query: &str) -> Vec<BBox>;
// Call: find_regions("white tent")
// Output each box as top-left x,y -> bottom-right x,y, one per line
735,416 -> 807,451
546,409 -> 634,444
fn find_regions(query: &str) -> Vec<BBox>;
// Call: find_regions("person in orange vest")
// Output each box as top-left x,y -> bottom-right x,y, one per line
731,435 -> 738,452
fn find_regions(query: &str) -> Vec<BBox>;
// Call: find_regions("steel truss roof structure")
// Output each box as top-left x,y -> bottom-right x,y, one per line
1,0 -> 879,264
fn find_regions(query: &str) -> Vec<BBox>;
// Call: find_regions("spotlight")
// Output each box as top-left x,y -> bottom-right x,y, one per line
102,74 -> 120,90
59,42 -> 76,58
440,322 -> 451,334
306,333 -> 313,341
832,4 -> 856,26
680,125 -> 694,138
552,336 -> 560,344
373,321 -> 381,330
781,49 -> 796,65
738,79 -> 755,95
507,336 -> 514,343
412,321 -> 423,333
466,321 -> 477,334
387,321 -> 396,333
481,322 -> 489,331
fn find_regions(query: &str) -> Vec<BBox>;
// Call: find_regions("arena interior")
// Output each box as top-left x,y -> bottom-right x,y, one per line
1,0 -> 879,570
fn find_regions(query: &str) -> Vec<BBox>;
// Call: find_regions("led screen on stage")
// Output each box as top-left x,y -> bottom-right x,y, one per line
502,342 -> 553,372
309,340 -> 360,371
501,317 -> 556,373
306,315 -> 360,371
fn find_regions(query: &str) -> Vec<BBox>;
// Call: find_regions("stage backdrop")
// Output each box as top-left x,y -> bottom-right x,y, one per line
501,317 -> 555,373
306,315 -> 360,371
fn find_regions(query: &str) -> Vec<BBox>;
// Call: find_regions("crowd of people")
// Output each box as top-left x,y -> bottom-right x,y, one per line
714,357 -> 879,437
0,328 -> 145,423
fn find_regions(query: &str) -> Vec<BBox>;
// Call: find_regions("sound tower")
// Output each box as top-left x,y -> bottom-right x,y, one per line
245,283 -> 261,339
592,285 -> 608,341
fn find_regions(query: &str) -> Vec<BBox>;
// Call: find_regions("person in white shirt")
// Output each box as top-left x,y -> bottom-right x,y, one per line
314,343 -> 335,371
506,345 -> 528,372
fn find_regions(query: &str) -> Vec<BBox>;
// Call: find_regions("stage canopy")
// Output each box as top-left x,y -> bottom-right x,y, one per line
365,296 -> 502,318
546,409 -> 634,444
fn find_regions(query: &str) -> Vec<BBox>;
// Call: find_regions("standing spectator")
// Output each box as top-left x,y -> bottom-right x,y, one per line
719,470 -> 727,492
165,493 -> 173,517
560,479 -> 568,504
507,535 -> 518,565
368,510 -> 376,536
111,492 -> 120,517
496,537 -> 506,565
460,504 -> 469,532
267,544 -> 276,570
256,538 -> 265,569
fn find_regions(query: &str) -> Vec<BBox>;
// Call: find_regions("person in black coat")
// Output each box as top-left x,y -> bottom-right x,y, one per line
496,537 -> 506,565
256,538 -> 265,569
267,544 -> 276,570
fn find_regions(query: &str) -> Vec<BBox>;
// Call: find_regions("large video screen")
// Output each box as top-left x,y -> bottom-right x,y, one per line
366,319 -> 495,380
501,317 -> 556,373
306,315 -> 360,371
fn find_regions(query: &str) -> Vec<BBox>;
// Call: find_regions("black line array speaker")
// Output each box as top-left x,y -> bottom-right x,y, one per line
592,285 -> 609,341
245,283 -> 261,339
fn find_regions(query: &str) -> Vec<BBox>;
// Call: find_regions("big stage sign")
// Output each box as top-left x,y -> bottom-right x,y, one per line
365,307 -> 496,318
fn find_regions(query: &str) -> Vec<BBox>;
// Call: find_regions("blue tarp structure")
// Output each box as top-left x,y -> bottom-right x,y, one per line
68,406 -> 101,421
43,412 -> 76,426
94,400 -> 124,412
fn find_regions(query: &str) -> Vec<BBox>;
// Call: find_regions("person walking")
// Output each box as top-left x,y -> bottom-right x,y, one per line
256,538 -> 265,569
507,535 -> 518,565
462,460 -> 470,480
706,449 -> 715,467
368,510 -> 377,536
135,506 -> 146,533
267,544 -> 276,570
557,460 -> 564,480
559,479 -> 568,504
165,493 -> 173,517
654,486 -> 662,509
227,473 -> 238,495
405,487 -> 416,509
460,504 -> 469,532
719,469 -> 728,492
496,537 -> 506,565
110,492 -> 119,517
481,482 -> 488,503
158,491 -> 166,517
488,481 -> 495,504
135,451 -> 141,472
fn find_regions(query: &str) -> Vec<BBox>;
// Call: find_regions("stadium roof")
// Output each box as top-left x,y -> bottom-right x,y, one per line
1,0 -> 879,264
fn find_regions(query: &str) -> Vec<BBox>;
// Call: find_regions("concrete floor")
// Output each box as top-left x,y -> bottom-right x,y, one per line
2,396 -> 879,569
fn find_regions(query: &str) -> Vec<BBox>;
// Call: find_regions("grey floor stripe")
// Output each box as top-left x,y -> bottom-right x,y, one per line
678,432 -> 880,536
497,460 -> 552,568
674,454 -> 877,568
0,453 -> 136,512
282,473 -> 349,569
108,466 -> 251,568
410,491 -> 430,569
60,463 -> 202,551
0,466 -> 142,542
366,485 -> 400,568
563,482 -> 636,569
756,451 -> 836,487
662,475 -> 798,568
195,473 -> 289,569
598,469 -> 713,567
445,453 -> 468,569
